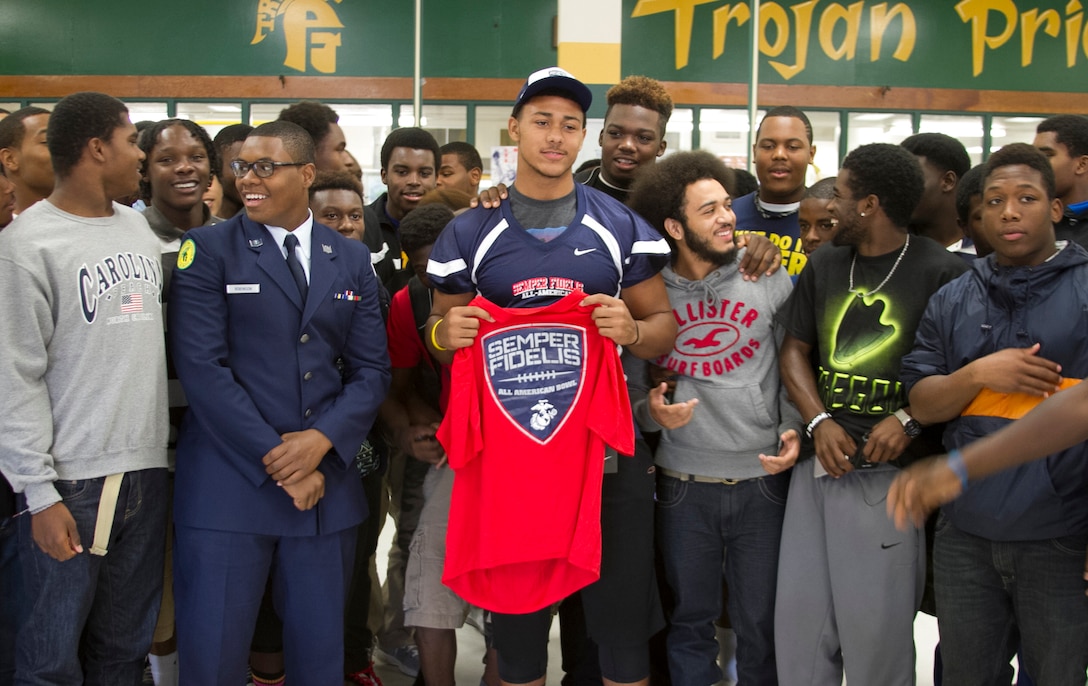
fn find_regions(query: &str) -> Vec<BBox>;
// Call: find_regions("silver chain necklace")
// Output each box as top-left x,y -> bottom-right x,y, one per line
848,234 -> 910,298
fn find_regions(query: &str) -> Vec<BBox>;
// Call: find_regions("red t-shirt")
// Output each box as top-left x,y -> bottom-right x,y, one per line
387,283 -> 451,412
438,290 -> 634,614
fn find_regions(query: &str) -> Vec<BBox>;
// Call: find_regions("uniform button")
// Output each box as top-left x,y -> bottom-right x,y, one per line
305,409 -> 313,418
299,333 -> 310,343
303,371 -> 313,381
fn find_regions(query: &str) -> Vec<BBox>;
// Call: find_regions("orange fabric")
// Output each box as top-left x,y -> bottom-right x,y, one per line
961,378 -> 1081,420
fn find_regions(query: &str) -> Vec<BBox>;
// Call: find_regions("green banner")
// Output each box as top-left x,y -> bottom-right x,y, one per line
0,0 -> 556,79
621,0 -> 1088,93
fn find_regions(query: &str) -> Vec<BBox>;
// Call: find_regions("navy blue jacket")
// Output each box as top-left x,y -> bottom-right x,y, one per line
169,214 -> 390,536
901,242 -> 1088,541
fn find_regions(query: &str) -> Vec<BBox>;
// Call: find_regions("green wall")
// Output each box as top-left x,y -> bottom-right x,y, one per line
1,0 -> 1084,93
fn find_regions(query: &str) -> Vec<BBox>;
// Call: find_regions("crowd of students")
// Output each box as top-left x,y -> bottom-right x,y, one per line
0,67 -> 1086,686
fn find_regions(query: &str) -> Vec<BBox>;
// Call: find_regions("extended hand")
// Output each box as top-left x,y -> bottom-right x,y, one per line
647,383 -> 697,430
263,429 -> 333,485
886,456 -> 962,530
31,502 -> 83,561
760,429 -> 801,475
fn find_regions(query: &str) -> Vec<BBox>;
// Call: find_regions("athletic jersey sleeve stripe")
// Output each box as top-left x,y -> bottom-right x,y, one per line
582,215 -> 624,281
631,238 -> 671,256
427,257 -> 468,278
470,219 -> 510,287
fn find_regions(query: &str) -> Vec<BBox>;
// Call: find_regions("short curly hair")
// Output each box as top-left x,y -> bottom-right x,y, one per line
138,119 -> 218,201
47,92 -> 130,179
627,150 -> 734,245
605,76 -> 674,137
400,203 -> 454,254
278,101 -> 339,147
840,143 -> 923,228
984,143 -> 1056,200
805,177 -> 836,200
900,132 -> 971,178
0,106 -> 50,152
308,170 -> 363,201
1037,114 -> 1088,159
380,127 -> 441,172
757,106 -> 813,144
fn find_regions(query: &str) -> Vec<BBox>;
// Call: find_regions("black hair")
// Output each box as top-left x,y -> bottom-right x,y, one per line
900,132 -> 971,179
440,141 -> 483,172
277,101 -> 339,146
627,150 -> 735,252
983,143 -> 1057,200
138,119 -> 218,200
47,93 -> 129,179
248,120 -> 315,165
731,168 -> 759,197
380,127 -> 440,171
0,106 -> 50,152
309,170 -> 364,201
399,203 -> 454,254
955,164 -> 985,224
1037,114 -> 1088,158
213,123 -> 255,158
757,106 -> 813,144
804,177 -> 836,200
840,143 -> 924,228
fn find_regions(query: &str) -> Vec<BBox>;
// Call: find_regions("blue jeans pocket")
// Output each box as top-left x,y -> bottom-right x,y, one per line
757,473 -> 788,506
54,479 -> 92,501
654,475 -> 688,509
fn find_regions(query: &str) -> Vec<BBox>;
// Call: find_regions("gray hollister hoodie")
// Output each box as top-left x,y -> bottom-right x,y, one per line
632,251 -> 802,481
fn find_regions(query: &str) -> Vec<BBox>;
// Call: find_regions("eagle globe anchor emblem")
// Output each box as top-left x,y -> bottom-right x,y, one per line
530,399 -> 559,431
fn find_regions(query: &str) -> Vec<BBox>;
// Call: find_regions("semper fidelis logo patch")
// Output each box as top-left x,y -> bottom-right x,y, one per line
482,324 -> 587,444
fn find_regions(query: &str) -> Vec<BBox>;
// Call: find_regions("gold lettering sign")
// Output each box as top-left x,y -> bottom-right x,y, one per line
634,0 -> 917,79
251,0 -> 344,74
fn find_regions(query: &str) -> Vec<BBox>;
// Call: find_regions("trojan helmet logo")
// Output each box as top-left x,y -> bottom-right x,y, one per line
251,0 -> 344,74
483,324 -> 587,445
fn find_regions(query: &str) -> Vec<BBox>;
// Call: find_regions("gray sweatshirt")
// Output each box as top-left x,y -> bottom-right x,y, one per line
632,253 -> 802,481
0,200 -> 168,513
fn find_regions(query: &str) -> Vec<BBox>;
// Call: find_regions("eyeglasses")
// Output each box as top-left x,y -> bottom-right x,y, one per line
230,158 -> 306,179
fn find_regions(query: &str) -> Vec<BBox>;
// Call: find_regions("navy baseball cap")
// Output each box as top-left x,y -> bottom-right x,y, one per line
513,67 -> 593,115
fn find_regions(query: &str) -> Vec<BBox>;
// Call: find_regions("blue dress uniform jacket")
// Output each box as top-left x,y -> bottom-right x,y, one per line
168,214 -> 390,536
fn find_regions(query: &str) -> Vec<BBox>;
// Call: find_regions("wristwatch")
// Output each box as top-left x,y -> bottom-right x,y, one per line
894,408 -> 921,438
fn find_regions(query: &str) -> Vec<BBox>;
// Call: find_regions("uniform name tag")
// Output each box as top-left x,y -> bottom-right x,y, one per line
226,284 -> 260,294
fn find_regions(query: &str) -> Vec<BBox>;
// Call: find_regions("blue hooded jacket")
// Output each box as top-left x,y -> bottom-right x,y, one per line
901,242 -> 1088,541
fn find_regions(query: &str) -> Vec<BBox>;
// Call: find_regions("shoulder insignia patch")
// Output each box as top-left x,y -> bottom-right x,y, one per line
177,238 -> 196,270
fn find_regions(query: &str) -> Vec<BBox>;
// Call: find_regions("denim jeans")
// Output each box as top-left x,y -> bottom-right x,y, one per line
0,509 -> 27,686
15,469 -> 168,686
934,515 -> 1088,686
656,470 -> 789,686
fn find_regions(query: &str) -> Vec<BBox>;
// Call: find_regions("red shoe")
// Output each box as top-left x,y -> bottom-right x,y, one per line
345,662 -> 384,686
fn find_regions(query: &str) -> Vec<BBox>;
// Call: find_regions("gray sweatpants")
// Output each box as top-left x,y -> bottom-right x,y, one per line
774,459 -> 924,685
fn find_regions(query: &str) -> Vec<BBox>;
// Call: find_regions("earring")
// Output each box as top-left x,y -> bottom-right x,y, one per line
859,212 -> 865,217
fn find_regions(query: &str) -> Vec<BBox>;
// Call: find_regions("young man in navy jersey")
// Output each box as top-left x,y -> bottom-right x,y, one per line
426,67 -> 675,686
732,106 -> 815,278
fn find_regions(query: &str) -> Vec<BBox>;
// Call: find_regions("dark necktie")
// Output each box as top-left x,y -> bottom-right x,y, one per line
283,233 -> 308,301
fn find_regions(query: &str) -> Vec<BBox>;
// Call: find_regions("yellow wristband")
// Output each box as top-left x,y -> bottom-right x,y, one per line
430,318 -> 448,351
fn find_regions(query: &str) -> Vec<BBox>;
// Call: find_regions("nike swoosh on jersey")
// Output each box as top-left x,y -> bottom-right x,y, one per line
574,248 -> 597,256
